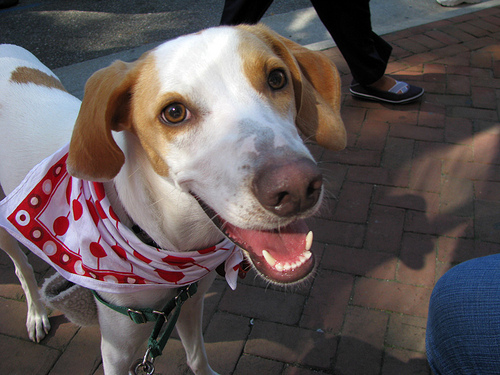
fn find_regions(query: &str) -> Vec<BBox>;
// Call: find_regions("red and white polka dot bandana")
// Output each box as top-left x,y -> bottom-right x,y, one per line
0,144 -> 243,293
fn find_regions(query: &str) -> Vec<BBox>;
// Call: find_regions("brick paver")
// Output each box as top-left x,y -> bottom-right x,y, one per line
1,6 -> 500,374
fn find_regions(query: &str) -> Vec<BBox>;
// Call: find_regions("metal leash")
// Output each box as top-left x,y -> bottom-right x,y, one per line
129,348 -> 155,375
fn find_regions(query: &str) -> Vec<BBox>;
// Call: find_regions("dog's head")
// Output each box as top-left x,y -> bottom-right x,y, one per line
67,24 -> 346,285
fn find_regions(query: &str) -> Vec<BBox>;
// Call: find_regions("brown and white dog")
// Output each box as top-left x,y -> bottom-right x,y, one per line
0,25 -> 345,374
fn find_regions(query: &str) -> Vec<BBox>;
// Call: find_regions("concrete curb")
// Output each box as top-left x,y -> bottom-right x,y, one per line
54,0 -> 500,98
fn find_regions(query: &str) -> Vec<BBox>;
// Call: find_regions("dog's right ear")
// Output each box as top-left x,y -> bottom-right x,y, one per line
67,60 -> 137,181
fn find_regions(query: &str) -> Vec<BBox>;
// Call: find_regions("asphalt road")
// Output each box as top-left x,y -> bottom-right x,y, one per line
0,0 -> 311,69
1,0 -> 497,90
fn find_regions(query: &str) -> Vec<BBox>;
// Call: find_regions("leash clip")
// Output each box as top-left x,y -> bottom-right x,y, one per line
129,348 -> 155,375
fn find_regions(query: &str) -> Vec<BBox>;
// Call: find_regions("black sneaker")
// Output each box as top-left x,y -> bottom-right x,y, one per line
350,80 -> 424,104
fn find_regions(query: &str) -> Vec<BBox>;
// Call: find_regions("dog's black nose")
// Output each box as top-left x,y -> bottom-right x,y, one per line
253,158 -> 322,217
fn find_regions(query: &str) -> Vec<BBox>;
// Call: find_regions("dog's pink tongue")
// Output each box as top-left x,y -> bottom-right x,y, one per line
223,220 -> 314,282
224,220 -> 307,258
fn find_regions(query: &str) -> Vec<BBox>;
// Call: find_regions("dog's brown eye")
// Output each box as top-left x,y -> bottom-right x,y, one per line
268,69 -> 287,90
160,103 -> 189,124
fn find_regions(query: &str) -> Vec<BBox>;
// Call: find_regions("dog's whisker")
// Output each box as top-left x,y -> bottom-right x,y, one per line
127,165 -> 142,179
148,197 -> 165,209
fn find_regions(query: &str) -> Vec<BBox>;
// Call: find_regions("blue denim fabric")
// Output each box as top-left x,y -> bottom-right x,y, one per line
426,254 -> 500,374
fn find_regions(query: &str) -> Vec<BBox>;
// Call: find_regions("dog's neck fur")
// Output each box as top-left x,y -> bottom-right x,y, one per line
109,132 -> 223,253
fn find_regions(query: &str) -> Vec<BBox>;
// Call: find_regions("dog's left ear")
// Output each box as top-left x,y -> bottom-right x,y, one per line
244,25 -> 346,151
67,60 -> 138,181
283,38 -> 347,151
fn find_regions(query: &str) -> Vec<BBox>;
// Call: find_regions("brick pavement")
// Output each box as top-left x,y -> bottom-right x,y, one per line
1,6 -> 500,374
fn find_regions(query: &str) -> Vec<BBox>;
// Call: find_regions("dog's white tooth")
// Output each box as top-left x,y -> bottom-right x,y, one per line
276,263 -> 284,272
305,231 -> 313,251
262,250 -> 277,267
283,262 -> 292,271
304,250 -> 312,260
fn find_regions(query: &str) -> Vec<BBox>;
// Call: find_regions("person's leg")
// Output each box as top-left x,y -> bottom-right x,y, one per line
309,0 -> 390,86
220,0 -> 274,25
220,0 -> 423,103
310,0 -> 423,103
426,254 -> 500,375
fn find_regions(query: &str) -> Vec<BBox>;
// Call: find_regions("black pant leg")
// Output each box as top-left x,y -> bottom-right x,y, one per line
220,0 -> 274,25
310,0 -> 392,85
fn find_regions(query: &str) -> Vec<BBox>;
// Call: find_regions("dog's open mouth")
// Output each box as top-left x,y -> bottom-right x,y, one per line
194,196 -> 315,285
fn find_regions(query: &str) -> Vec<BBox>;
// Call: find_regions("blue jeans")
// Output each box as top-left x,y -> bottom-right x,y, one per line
426,254 -> 500,374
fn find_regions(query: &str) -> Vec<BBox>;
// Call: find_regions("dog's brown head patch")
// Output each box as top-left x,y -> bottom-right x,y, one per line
10,66 -> 66,92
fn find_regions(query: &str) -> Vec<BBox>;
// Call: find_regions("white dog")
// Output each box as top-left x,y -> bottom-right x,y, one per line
0,24 -> 345,374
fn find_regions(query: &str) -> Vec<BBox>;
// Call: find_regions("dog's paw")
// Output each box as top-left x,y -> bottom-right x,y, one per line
26,304 -> 51,342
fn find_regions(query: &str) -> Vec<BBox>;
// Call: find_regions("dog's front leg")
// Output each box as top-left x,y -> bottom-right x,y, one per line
0,228 -> 51,342
176,272 -> 219,375
97,298 -> 153,375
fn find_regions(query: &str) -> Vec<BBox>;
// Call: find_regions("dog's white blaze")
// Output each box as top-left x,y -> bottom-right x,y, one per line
153,28 -> 250,99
